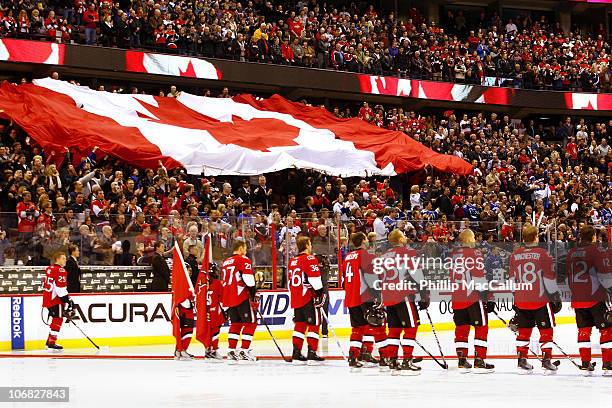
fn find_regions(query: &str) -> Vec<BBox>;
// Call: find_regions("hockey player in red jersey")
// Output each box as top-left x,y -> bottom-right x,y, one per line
42,251 -> 75,351
205,263 -> 226,360
381,229 -> 428,375
342,232 -> 389,371
288,236 -> 326,364
509,224 -> 561,374
450,229 -> 494,373
221,239 -> 258,363
565,225 -> 612,375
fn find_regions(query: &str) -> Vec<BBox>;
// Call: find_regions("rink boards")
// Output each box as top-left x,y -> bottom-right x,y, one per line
0,290 -> 577,351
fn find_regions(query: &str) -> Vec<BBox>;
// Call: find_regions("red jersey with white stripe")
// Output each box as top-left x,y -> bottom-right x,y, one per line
220,254 -> 253,308
382,245 -> 419,307
566,245 -> 610,308
342,249 -> 376,308
42,264 -> 68,308
509,246 -> 555,310
288,253 -> 321,309
449,247 -> 486,310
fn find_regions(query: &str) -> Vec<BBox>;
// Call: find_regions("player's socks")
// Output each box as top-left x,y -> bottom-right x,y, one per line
474,325 -> 488,359
454,324 -> 470,370
240,323 -> 257,350
228,323 -> 242,350
401,327 -> 417,360
349,326 -> 364,360
306,325 -> 320,352
578,326 -> 592,363
292,322 -> 307,350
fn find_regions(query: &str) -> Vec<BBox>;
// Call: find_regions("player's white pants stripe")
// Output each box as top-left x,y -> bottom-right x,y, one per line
516,340 -> 530,347
546,304 -> 556,328
601,341 -> 612,349
401,339 -> 416,347
578,341 -> 591,348
455,341 -> 469,349
307,332 -> 319,340
376,339 -> 388,348
474,339 -> 487,348
406,301 -> 416,327
241,334 -> 253,342
478,301 -> 487,325
362,335 -> 374,342
293,331 -> 305,339
387,338 -> 401,346
540,342 -> 552,350
181,333 -> 192,340
228,333 -> 240,341
350,341 -> 363,348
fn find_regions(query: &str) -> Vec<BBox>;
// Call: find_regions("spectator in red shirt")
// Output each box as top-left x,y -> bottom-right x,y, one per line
82,4 -> 98,45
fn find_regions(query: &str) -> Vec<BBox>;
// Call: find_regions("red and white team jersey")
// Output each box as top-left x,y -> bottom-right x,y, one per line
342,249 -> 376,308
206,279 -> 225,326
220,254 -> 254,308
509,246 -> 555,310
42,264 -> 68,308
288,253 -> 322,309
450,247 -> 486,310
382,245 -> 419,307
566,245 -> 609,309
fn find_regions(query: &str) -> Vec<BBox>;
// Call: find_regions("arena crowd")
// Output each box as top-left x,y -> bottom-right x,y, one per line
0,1 -> 609,91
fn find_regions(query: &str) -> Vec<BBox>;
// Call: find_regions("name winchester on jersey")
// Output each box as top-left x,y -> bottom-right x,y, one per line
370,278 -> 533,293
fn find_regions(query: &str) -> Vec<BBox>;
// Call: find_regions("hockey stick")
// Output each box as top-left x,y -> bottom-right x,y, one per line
320,309 -> 348,360
425,309 -> 448,369
414,338 -> 448,369
551,340 -> 583,370
256,309 -> 289,362
492,310 -> 560,366
67,318 -> 100,350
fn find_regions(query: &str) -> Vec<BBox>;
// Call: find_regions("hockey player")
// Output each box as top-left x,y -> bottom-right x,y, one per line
221,240 -> 258,363
342,232 -> 388,371
288,236 -> 326,364
509,224 -> 561,374
565,225 -> 612,375
42,251 -> 75,351
450,229 -> 495,373
380,229 -> 428,375
174,278 -> 196,361
205,263 -> 225,361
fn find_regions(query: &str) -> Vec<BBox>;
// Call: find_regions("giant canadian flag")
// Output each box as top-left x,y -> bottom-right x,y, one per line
0,78 -> 472,176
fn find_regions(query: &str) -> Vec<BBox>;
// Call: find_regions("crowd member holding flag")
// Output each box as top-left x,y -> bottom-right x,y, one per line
171,242 -> 196,361
221,239 -> 258,363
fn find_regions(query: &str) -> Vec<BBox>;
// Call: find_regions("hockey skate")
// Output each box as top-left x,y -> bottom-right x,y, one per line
226,350 -> 240,365
45,342 -> 63,352
348,356 -> 364,373
542,358 -> 558,375
517,357 -> 533,374
579,361 -> 596,376
398,358 -> 421,376
378,357 -> 391,373
389,358 -> 402,376
205,349 -> 225,362
291,346 -> 307,365
473,357 -> 495,374
174,350 -> 193,361
457,352 -> 472,374
359,351 -> 378,368
602,362 -> 611,377
306,349 -> 325,366
238,349 -> 257,363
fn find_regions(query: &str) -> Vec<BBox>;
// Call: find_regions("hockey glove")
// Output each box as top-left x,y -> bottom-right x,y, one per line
313,290 -> 327,309
250,293 -> 261,312
417,290 -> 430,310
509,315 -> 519,333
485,301 -> 496,313
549,292 -> 562,314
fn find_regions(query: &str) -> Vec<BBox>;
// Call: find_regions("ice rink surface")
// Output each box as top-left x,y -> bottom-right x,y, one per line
1,325 -> 610,408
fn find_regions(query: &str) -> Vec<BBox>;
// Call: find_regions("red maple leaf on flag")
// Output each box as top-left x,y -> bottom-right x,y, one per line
179,60 -> 197,77
135,97 -> 300,152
